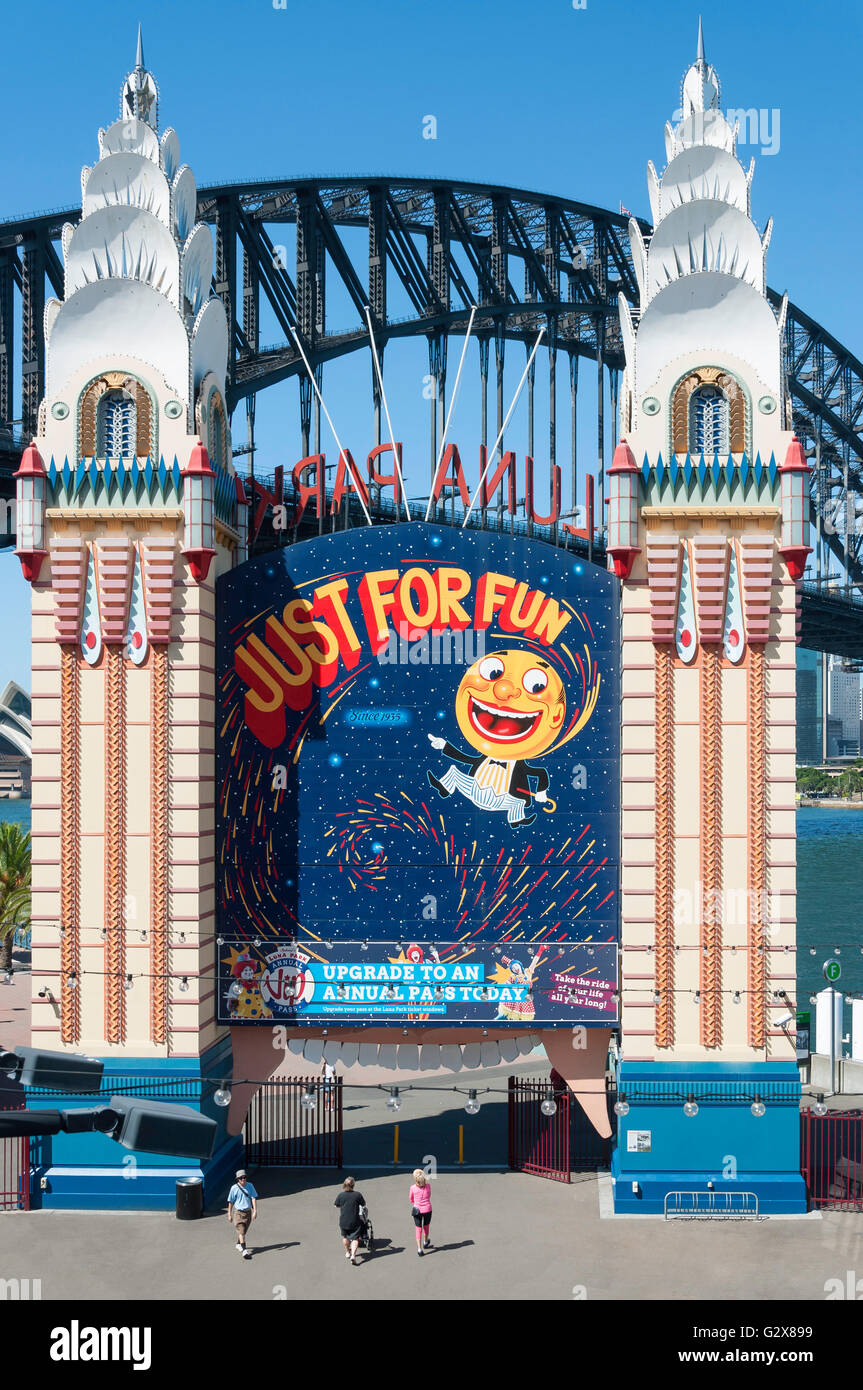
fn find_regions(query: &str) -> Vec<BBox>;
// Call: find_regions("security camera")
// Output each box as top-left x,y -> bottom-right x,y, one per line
776,1012 -> 794,1029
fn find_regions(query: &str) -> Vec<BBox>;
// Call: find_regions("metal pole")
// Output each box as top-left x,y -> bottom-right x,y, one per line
496,335 -> 504,532
479,336 -> 489,530
425,307 -> 476,523
570,351 -> 578,530
464,328 -> 546,526
288,325 -> 372,526
549,328 -> 557,546
597,340 -> 605,525
364,306 -> 411,520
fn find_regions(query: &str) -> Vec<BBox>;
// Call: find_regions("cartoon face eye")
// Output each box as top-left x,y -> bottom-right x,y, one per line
478,656 -> 505,682
523,668 -> 548,695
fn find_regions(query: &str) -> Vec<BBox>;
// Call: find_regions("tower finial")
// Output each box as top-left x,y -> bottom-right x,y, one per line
135,22 -> 144,71
696,15 -> 705,64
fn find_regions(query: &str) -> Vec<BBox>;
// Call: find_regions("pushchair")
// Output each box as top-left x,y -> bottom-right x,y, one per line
356,1202 -> 375,1256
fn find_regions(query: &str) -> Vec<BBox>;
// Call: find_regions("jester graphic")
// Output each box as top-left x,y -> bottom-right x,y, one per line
492,948 -> 546,1023
427,649 -> 566,826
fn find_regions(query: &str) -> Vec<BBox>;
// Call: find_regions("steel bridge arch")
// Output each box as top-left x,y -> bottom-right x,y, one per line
1,175 -> 862,580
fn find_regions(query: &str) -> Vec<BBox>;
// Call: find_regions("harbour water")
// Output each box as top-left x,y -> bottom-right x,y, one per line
2,800 -> 860,1003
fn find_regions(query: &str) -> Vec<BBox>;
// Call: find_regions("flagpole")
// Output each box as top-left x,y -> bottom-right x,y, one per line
425,306 -> 477,523
288,325 -> 373,526
364,306 -> 412,521
462,327 -> 546,527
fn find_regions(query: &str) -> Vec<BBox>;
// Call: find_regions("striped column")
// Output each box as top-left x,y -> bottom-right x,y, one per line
645,538 -> 683,1048
96,537 -> 134,1043
739,534 -> 776,1048
141,539 -> 176,1044
691,536 -> 730,1049
50,537 -> 88,1043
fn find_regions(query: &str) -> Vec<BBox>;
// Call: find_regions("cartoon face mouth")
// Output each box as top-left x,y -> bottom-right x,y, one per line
468,695 -> 542,744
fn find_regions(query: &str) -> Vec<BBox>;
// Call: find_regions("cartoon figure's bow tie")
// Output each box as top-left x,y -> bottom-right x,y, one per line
485,760 -> 506,767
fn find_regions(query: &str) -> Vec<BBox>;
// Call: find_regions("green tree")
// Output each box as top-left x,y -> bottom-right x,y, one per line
0,822 -> 31,974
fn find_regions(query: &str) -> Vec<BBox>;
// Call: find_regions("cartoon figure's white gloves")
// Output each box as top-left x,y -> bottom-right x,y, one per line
535,789 -> 548,803
428,734 -> 446,751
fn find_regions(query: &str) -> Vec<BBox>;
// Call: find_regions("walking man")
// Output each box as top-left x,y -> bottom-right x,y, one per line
227,1169 -> 258,1259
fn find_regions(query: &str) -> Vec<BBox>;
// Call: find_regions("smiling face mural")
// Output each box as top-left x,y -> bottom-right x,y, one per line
457,650 -> 566,756
216,522 -> 620,1029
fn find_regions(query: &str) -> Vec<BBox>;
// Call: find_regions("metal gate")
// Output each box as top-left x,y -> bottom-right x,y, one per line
801,1108 -> 863,1210
0,1107 -> 30,1211
245,1076 -> 343,1167
508,1077 -> 572,1181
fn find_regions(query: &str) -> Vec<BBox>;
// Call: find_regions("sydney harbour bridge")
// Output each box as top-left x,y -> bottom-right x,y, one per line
1,174 -> 862,660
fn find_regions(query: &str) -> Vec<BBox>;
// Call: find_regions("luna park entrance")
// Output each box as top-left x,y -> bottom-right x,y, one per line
243,1073 -> 611,1180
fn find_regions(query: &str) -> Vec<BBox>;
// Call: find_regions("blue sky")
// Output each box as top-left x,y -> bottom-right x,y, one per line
1,0 -> 860,687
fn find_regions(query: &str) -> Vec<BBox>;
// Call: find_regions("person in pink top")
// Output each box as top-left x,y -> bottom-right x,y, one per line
409,1169 -> 433,1255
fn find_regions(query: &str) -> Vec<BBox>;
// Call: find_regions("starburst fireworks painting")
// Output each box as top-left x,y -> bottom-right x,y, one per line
215,522 -> 619,1027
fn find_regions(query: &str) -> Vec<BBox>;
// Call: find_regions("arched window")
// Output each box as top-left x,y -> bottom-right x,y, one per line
79,374 -> 154,460
97,389 -> 138,458
689,385 -> 729,456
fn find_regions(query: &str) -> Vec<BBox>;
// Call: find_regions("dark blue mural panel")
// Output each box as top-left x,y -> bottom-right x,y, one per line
215,522 -> 620,1027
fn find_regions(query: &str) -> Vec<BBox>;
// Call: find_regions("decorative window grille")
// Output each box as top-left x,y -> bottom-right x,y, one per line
690,385 -> 729,455
97,390 -> 137,458
211,406 -> 225,471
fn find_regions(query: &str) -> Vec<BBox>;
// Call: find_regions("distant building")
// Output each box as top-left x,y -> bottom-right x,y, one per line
0,680 -> 31,798
829,657 -> 861,754
796,648 -> 821,763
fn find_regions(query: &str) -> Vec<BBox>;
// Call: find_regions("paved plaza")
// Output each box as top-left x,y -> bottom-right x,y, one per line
2,1071 -> 861,1302
2,1167 -> 861,1302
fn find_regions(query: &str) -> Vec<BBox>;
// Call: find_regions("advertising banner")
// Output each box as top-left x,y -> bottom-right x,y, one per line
215,522 -> 619,1027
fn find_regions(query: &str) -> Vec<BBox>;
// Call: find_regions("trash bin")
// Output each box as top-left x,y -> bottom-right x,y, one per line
176,1177 -> 203,1220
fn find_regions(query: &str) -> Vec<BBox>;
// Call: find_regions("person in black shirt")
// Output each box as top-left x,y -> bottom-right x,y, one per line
334,1176 -> 367,1265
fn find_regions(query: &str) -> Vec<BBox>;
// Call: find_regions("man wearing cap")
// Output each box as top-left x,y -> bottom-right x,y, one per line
227,1170 -> 258,1258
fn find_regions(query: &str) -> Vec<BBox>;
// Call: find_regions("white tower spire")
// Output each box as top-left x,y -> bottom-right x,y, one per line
618,29 -> 787,449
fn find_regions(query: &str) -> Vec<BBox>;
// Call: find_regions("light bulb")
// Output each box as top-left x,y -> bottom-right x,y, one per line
361,940 -> 369,951
540,1093 -> 557,1117
68,973 -> 78,992
300,1085 -> 316,1111
124,974 -> 133,991
179,977 -> 189,993
733,991 -> 741,1005
750,1097 -> 766,1118
653,991 -> 661,1005
465,1090 -> 480,1116
683,1095 -> 699,1118
214,1084 -> 231,1108
614,1094 -> 630,1117
387,1087 -> 401,1112
813,1095 -> 828,1118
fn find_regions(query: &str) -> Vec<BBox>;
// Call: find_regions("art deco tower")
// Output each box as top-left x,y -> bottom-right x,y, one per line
607,22 -> 808,1211
16,32 -> 246,1204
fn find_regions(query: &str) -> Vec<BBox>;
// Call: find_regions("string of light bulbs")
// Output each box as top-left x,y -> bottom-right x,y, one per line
23,969 -> 861,1007
11,1066 -> 846,1121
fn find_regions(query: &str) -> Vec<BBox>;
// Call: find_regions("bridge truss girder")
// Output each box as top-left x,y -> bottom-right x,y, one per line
1,176 -> 862,584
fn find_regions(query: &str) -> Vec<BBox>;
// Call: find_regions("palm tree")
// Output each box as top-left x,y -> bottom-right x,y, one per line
0,822 -> 31,974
